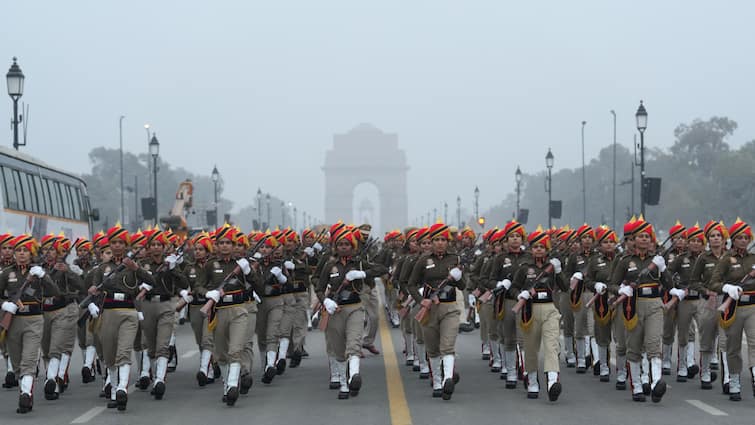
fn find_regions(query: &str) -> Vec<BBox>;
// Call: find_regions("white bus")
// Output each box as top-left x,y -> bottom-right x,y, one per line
0,145 -> 96,241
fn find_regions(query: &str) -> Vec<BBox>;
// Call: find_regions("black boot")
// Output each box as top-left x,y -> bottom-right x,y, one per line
17,393 -> 32,414
240,373 -> 253,394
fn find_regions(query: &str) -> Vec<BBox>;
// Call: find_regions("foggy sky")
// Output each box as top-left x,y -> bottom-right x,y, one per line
3,1 -> 755,226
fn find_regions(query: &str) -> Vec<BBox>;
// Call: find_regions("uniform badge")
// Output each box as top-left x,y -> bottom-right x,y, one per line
668,253 -> 676,263
526,267 -> 536,279
103,266 -> 112,275
213,261 -> 221,269
628,261 -> 637,272
503,258 -> 512,266
143,264 -> 151,271
730,257 -> 738,265
329,266 -> 340,278
8,271 -> 15,280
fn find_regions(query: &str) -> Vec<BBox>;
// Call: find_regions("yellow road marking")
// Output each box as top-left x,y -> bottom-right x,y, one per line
379,307 -> 413,425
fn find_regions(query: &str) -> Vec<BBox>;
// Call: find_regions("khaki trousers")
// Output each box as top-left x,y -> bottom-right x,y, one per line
522,302 -> 561,373
278,294 -> 296,339
241,301 -> 257,374
140,300 -> 174,358
626,298 -> 663,362
676,298 -> 700,352
325,302 -> 365,362
497,298 -> 521,351
256,296 -> 283,352
189,304 -> 214,351
421,301 -> 460,358
212,304 -> 248,365
479,301 -> 496,343
6,314 -> 43,376
42,303 -> 78,360
724,304 -> 755,374
291,292 -> 309,351
100,308 -> 138,367
697,298 -> 719,354
361,285 -> 379,346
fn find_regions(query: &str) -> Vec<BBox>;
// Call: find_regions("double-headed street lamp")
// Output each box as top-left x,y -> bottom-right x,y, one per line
6,57 -> 25,150
545,148 -> 554,228
149,134 -> 160,225
515,166 -> 522,220
635,101 -> 648,217
211,165 -> 220,228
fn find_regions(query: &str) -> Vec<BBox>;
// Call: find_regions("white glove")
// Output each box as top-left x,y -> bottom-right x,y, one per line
549,258 -> 562,274
179,289 -> 193,303
449,267 -> 462,281
497,279 -> 512,290
752,264 -> 755,271
313,242 -> 323,252
652,255 -> 666,273
722,284 -> 743,300
418,287 -> 425,296
517,290 -> 531,300
474,249 -> 482,256
139,282 -> 152,292
594,282 -> 607,294
253,252 -> 263,260
205,290 -> 221,303
571,272 -> 583,281
618,284 -> 634,298
346,270 -> 367,281
304,247 -> 315,257
284,260 -> 295,271
137,311 -> 145,321
670,288 -> 686,301
30,265 -> 45,278
176,255 -> 184,265
70,264 -> 84,276
1,301 -> 18,314
468,294 -> 476,305
87,303 -> 100,318
236,258 -> 251,275
165,254 -> 179,270
271,266 -> 287,283
323,298 -> 338,315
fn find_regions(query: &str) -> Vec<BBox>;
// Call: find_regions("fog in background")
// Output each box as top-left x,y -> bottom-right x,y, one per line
3,0 -> 755,228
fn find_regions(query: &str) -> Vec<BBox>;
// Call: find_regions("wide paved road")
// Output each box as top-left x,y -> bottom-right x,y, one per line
1,306 -> 753,425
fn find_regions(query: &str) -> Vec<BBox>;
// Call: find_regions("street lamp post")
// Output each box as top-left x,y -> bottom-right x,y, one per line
515,166 -> 522,220
293,206 -> 297,230
546,148 -> 554,228
456,196 -> 461,227
611,109 -> 617,230
443,202 -> 448,224
211,165 -> 219,228
581,121 -> 587,223
281,201 -> 285,227
266,193 -> 271,229
635,101 -> 648,217
474,186 -> 480,228
256,188 -> 262,230
6,58 -> 25,150
149,134 -> 160,226
119,115 -> 125,225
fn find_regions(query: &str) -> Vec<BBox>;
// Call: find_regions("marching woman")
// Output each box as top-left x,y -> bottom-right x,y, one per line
709,218 -> 755,401
399,227 -> 432,379
691,220 -> 727,390
317,226 -> 387,399
406,222 -> 464,401
512,226 -> 564,401
609,216 -> 670,403
584,225 -> 619,382
0,235 -> 59,414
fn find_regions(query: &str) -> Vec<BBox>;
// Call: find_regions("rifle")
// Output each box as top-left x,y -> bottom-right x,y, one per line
511,263 -> 555,314
717,268 -> 755,313
414,278 -> 450,325
0,274 -> 37,342
313,238 -> 376,329
135,240 -> 190,302
196,237 -> 268,315
611,243 -> 675,309
76,247 -> 146,326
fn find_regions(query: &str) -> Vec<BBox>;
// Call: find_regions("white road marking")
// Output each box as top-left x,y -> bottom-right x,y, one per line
71,406 -> 106,423
686,399 -> 728,416
181,349 -> 199,359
